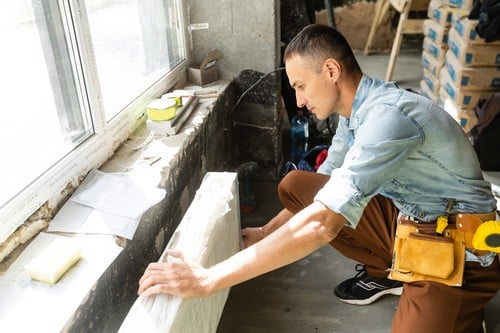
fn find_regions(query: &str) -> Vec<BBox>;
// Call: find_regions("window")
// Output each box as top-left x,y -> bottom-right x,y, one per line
86,0 -> 185,120
0,0 -> 188,243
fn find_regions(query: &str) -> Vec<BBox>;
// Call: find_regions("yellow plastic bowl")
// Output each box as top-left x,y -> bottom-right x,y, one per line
147,99 -> 177,121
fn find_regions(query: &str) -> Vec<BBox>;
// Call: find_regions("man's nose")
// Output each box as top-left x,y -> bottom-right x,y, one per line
296,94 -> 306,108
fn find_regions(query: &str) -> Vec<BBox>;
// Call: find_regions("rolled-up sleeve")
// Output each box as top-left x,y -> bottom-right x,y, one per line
314,106 -> 423,227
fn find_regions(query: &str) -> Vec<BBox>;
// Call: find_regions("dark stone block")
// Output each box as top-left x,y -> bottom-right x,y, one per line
227,70 -> 283,181
232,69 -> 280,107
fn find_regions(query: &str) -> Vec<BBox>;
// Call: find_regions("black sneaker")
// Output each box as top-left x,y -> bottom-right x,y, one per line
334,264 -> 403,305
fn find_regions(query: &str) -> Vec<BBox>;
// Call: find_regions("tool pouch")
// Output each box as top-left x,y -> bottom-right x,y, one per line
388,219 -> 465,287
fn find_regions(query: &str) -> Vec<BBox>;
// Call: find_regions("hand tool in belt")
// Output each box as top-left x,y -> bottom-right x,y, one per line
435,198 -> 456,236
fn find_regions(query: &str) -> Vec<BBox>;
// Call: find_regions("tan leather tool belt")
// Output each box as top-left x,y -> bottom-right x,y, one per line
388,212 -> 496,286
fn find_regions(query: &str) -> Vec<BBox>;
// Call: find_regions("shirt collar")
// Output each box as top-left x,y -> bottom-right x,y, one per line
351,74 -> 375,118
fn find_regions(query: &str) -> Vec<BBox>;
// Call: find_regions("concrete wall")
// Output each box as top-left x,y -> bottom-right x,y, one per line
1,1 -> 283,331
188,0 -> 284,181
188,0 -> 281,78
64,82 -> 237,332
62,1 -> 284,330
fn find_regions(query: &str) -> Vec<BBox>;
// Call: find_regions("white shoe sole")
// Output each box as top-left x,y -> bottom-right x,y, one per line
337,286 -> 403,306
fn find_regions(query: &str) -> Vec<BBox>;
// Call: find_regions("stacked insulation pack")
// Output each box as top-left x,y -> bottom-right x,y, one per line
420,0 -> 459,102
440,13 -> 500,132
421,0 -> 500,132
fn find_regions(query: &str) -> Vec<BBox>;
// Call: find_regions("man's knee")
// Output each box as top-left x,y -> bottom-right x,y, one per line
277,170 -> 301,199
278,170 -> 329,213
277,171 -> 301,213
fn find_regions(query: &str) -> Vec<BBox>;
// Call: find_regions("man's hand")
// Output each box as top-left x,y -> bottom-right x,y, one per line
136,202 -> 345,300
241,208 -> 294,248
241,227 -> 265,248
137,249 -> 213,298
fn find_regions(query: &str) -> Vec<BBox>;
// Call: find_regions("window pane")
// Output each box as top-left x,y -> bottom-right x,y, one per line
0,1 -> 92,208
86,0 -> 185,120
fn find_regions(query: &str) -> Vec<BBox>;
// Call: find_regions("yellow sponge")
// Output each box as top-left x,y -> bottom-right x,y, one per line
472,221 -> 500,253
25,239 -> 82,284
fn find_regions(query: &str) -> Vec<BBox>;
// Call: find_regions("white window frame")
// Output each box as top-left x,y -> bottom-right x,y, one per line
0,0 -> 191,243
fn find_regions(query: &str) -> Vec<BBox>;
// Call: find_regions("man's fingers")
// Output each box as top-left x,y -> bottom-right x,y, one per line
136,249 -> 210,298
138,265 -> 178,295
138,249 -> 185,283
137,263 -> 202,297
166,249 -> 185,261
140,283 -> 171,297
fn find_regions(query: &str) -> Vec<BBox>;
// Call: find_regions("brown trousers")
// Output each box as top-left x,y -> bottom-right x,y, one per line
278,170 -> 500,333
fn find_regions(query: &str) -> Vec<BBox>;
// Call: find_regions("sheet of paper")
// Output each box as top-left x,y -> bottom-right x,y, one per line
47,200 -> 140,239
47,169 -> 165,239
0,232 -> 122,332
71,169 -> 165,219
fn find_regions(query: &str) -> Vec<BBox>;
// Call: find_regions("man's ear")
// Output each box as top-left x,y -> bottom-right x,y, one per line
324,58 -> 341,82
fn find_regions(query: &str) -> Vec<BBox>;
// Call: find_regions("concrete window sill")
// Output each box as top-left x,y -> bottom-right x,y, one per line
0,79 -> 233,332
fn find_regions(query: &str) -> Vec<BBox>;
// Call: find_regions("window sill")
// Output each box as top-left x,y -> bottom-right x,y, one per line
0,79 -> 233,332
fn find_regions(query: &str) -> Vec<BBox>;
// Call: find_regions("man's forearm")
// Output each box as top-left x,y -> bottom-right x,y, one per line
207,201 -> 345,293
261,208 -> 294,236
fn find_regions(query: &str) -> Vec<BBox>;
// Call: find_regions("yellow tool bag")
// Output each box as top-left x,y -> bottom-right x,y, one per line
388,218 -> 465,287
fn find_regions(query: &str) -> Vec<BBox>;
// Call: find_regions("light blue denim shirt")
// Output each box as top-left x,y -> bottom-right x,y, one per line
315,75 -> 496,228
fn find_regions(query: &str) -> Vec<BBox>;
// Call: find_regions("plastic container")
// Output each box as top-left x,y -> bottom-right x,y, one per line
290,110 -> 309,162
146,98 -> 177,121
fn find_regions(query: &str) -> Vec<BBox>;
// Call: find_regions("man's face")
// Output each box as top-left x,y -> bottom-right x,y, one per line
285,54 -> 338,120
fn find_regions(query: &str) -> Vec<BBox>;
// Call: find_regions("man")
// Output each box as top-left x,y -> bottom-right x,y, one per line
138,24 -> 499,332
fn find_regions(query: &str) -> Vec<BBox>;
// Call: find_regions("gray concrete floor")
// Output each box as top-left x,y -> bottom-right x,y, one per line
217,50 -> 500,333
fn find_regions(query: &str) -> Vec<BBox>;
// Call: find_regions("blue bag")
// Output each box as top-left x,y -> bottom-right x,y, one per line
282,145 -> 329,177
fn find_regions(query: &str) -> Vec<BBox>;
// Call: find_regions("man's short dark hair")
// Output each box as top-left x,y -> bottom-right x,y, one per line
284,24 -> 361,74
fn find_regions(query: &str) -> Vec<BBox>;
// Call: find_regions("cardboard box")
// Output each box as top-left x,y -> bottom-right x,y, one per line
444,51 -> 500,89
421,50 -> 445,77
441,97 -> 478,133
423,37 -> 448,62
423,18 -> 450,44
439,80 -> 494,110
428,0 -> 462,26
451,13 -> 500,45
439,67 -> 495,108
187,50 -> 223,86
448,27 -> 500,66
444,0 -> 474,11
420,80 -> 440,103
423,68 -> 441,95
